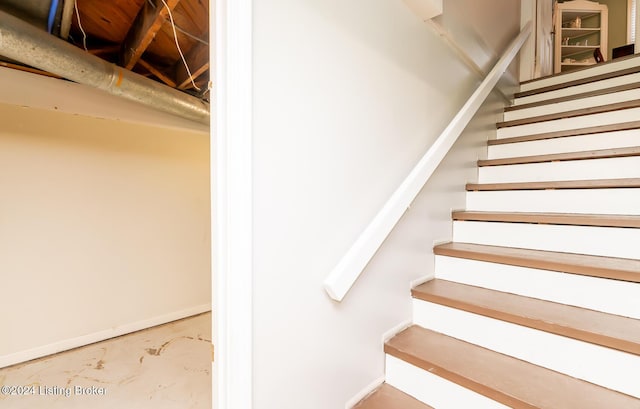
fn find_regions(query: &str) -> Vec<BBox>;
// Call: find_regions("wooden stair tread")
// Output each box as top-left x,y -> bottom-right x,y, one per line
385,326 -> 640,409
506,82 -> 640,112
488,120 -> 640,146
519,53 -> 640,86
515,65 -> 640,98
354,383 -> 434,409
497,99 -> 640,129
452,211 -> 640,228
412,279 -> 640,355
466,178 -> 640,191
433,242 -> 640,283
478,146 -> 640,166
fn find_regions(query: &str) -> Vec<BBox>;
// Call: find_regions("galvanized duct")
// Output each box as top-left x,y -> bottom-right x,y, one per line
0,10 -> 210,125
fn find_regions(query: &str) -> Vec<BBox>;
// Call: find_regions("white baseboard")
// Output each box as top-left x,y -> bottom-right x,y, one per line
433,237 -> 451,247
0,303 -> 211,368
410,274 -> 434,290
382,319 -> 413,344
344,375 -> 385,409
344,318 -> 413,408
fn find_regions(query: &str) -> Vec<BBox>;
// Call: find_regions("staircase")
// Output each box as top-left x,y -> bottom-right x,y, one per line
356,57 -> 640,408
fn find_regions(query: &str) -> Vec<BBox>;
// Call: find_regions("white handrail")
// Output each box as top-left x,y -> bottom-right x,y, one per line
324,21 -> 532,302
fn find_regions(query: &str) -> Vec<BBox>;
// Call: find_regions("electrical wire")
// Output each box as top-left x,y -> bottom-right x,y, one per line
47,0 -> 59,33
146,0 -> 206,45
74,0 -> 88,51
160,0 -> 200,91
173,24 -> 208,46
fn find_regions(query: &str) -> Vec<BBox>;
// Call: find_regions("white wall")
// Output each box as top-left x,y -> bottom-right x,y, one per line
520,0 -> 537,81
0,68 -> 210,367
251,0 -> 519,407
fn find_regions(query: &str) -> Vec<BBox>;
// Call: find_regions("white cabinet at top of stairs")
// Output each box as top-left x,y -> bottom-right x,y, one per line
554,0 -> 608,74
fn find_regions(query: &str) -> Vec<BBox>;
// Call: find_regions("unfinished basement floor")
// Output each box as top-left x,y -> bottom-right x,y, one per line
0,312 -> 211,409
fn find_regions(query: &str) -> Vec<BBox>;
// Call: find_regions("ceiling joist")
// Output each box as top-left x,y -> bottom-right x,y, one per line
139,58 -> 177,87
89,45 -> 121,56
121,0 -> 181,70
0,0 -> 209,98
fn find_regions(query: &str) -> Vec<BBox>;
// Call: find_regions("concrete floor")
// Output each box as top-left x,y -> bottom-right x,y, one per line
0,312 -> 212,409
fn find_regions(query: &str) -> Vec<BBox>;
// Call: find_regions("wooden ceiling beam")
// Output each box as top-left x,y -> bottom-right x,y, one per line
120,0 -> 181,70
175,42 -> 209,89
138,59 -> 177,88
0,61 -> 62,79
182,77 -> 209,91
89,45 -> 121,56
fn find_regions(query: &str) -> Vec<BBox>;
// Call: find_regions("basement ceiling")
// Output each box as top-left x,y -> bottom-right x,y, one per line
0,0 -> 210,100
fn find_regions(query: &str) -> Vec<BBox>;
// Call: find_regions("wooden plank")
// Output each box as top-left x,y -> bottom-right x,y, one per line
433,242 -> 640,283
506,82 -> 640,112
354,384 -> 434,409
515,65 -> 640,98
121,0 -> 182,70
488,120 -> 640,146
175,42 -> 209,89
386,326 -> 640,409
88,45 -> 121,56
452,211 -> 640,228
508,82 -> 640,112
466,178 -> 640,191
0,61 -> 61,79
181,78 -> 209,93
497,99 -> 640,129
479,146 -> 640,166
73,0 -> 145,44
138,58 -> 177,87
412,279 -> 640,355
519,53 -> 640,86
173,0 -> 208,37
193,78 -> 209,90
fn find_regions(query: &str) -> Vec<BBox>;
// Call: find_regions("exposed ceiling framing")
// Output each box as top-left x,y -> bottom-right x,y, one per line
0,0 -> 210,101
122,0 -> 182,70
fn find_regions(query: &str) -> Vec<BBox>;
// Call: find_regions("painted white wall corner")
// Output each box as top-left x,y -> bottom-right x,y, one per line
520,0 -> 536,82
213,0 -> 253,408
403,0 -> 443,20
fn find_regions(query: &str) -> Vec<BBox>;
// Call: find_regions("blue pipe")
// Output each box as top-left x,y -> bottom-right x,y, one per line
47,0 -> 60,33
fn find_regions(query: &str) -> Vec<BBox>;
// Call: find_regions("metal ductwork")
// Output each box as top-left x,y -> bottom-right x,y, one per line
0,10 -> 210,125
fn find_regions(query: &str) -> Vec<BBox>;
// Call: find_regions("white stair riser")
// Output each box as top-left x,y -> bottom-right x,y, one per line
466,189 -> 640,215
515,72 -> 640,105
497,107 -> 640,139
505,87 -> 640,121
385,355 -> 510,409
478,156 -> 640,183
453,221 -> 640,259
487,130 -> 640,159
413,301 -> 640,398
519,58 -> 640,92
435,255 -> 640,319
